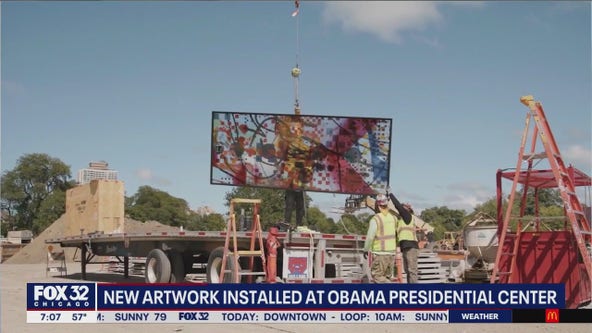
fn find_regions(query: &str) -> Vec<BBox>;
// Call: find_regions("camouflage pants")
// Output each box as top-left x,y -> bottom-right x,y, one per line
370,253 -> 396,283
402,247 -> 419,283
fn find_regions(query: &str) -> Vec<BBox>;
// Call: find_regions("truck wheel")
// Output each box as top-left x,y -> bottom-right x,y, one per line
145,249 -> 171,283
206,247 -> 241,283
168,250 -> 185,283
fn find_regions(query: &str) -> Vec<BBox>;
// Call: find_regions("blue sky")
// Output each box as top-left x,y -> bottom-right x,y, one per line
2,1 -> 591,219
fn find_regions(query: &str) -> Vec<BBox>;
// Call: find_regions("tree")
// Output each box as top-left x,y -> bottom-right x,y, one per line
125,186 -> 191,227
224,187 -> 312,230
33,190 -> 67,234
1,153 -> 73,234
506,188 -> 566,230
333,214 -> 366,235
305,206 -> 336,233
471,196 -> 500,220
473,189 -> 563,220
186,212 -> 226,231
538,205 -> 566,230
419,206 -> 466,240
517,188 -> 563,215
471,189 -> 566,231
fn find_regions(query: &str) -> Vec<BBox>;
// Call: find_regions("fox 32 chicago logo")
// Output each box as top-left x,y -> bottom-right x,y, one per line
27,283 -> 95,310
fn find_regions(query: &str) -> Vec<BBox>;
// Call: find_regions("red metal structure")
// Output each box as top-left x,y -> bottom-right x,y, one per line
265,226 -> 280,283
491,96 -> 591,309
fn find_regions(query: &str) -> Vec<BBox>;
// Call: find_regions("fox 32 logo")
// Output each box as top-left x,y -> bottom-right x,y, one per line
27,283 -> 95,310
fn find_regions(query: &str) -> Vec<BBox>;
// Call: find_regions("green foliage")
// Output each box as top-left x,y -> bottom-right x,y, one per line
334,214 -> 367,235
469,189 -> 566,231
509,188 -> 565,231
305,207 -> 337,233
471,196 -> 501,220
1,153 -> 73,234
125,186 -> 191,227
518,188 -> 563,215
186,213 -> 226,231
224,187 -> 312,230
537,206 -> 566,230
33,190 -> 67,234
430,223 -> 449,242
0,152 -> 576,240
419,206 -> 466,240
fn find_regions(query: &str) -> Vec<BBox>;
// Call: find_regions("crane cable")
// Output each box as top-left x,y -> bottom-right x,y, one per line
291,0 -> 301,115
289,1 -> 306,227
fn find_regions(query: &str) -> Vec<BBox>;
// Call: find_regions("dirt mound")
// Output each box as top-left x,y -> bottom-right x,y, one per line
4,215 -> 73,264
3,216 -> 180,265
124,219 -> 181,234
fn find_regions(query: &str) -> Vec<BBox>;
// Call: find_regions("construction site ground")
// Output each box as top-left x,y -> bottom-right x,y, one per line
2,216 -> 590,331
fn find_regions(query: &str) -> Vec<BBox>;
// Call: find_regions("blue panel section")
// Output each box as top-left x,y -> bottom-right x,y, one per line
95,283 -> 565,310
449,310 -> 512,323
27,283 -> 96,310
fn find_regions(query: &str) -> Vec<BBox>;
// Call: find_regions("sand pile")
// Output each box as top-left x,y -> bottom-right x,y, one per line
124,219 -> 181,234
4,214 -> 75,264
4,216 -> 180,265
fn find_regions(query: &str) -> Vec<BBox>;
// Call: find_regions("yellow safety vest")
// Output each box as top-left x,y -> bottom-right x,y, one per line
397,216 -> 418,242
372,213 -> 397,252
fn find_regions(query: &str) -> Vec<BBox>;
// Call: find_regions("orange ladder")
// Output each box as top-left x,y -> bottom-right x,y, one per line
220,198 -> 267,283
492,226 -> 522,283
490,95 -> 591,284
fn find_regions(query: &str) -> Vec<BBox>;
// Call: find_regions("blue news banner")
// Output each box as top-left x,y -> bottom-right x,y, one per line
26,283 -> 589,324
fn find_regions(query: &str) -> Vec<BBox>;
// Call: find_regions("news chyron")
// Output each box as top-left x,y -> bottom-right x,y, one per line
28,283 -> 95,310
26,283 -> 591,324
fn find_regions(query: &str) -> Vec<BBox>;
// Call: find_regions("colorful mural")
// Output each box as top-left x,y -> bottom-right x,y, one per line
211,111 -> 392,195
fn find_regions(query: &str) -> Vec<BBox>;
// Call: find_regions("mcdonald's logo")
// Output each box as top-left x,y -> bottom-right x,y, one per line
545,309 -> 559,323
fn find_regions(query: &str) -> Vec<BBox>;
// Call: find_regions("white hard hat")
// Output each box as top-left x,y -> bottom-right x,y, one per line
376,194 -> 388,206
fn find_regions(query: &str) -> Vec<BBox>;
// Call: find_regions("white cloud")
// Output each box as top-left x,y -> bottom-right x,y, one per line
442,182 -> 493,212
562,145 -> 592,170
135,168 -> 172,187
443,193 -> 482,212
136,168 -> 154,180
323,2 -> 440,43
322,2 -> 483,44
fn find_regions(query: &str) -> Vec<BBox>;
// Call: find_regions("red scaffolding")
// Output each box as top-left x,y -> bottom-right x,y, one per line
491,96 -> 591,309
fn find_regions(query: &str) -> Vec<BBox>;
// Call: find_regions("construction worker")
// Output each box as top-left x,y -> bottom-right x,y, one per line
284,189 -> 305,228
389,192 -> 419,283
364,193 -> 398,283
275,117 -> 310,228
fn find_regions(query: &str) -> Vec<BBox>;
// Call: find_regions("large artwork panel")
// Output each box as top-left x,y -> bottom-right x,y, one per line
210,111 -> 392,195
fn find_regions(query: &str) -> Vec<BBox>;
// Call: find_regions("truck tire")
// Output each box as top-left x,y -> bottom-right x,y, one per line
145,249 -> 171,283
168,250 -> 185,283
206,247 -> 240,283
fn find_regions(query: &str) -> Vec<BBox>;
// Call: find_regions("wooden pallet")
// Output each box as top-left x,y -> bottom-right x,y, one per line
102,256 -> 146,276
417,251 -> 448,283
0,242 -> 27,263
398,250 -> 448,283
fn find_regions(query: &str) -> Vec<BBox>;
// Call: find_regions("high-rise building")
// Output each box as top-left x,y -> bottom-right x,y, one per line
77,161 -> 118,184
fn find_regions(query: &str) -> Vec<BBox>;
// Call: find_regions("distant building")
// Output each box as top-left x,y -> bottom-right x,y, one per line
77,161 -> 118,184
195,206 -> 216,216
